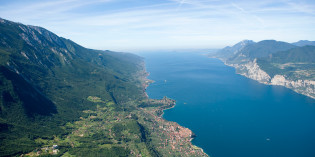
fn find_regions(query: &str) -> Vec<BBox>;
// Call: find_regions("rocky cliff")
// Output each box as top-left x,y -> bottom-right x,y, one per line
227,60 -> 315,99
270,75 -> 315,99
228,59 -> 271,84
212,39 -> 315,100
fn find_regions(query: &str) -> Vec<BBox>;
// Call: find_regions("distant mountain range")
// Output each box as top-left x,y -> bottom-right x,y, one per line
211,40 -> 254,60
292,40 -> 315,47
209,39 -> 315,99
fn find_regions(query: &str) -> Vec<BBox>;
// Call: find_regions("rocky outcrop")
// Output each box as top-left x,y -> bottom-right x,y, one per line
212,39 -> 315,99
228,59 -> 271,84
226,60 -> 315,99
270,75 -> 315,99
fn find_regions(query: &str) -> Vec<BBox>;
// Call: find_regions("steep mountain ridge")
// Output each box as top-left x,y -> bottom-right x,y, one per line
0,18 -> 207,156
0,17 -> 146,156
209,39 -> 254,60
227,40 -> 297,64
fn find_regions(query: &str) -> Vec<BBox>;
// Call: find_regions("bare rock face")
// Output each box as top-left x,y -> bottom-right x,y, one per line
229,59 -> 271,84
229,60 -> 315,99
212,39 -> 314,99
270,75 -> 286,86
271,75 -> 315,99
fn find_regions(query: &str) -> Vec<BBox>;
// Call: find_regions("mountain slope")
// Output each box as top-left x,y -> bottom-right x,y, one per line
210,40 -> 315,99
209,40 -> 254,60
292,40 -> 315,47
0,18 -> 145,156
0,18 -> 207,157
227,40 -> 297,64
257,45 -> 315,80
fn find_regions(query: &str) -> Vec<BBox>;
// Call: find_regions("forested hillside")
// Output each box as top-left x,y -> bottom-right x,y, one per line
0,17 -> 144,156
0,18 -> 207,157
257,46 -> 315,80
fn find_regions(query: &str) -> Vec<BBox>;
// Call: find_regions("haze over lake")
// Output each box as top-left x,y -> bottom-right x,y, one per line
142,52 -> 315,157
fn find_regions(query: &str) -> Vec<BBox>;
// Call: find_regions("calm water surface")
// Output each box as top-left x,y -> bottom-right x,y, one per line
141,52 -> 315,157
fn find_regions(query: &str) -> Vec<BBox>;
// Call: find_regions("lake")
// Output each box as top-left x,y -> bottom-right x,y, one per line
140,52 -> 315,157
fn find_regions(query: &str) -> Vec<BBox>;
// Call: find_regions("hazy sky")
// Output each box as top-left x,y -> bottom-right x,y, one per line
0,0 -> 314,51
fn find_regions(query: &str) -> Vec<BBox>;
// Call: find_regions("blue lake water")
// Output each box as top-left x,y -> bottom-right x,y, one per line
140,52 -> 315,157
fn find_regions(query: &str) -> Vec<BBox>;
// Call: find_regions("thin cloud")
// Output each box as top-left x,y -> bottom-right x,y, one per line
0,0 -> 314,51
231,2 -> 265,27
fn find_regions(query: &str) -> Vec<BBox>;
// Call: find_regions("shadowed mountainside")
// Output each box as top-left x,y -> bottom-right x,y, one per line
0,18 -> 207,157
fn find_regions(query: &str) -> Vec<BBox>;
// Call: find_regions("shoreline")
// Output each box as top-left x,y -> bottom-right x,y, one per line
142,63 -> 209,156
158,100 -> 176,118
210,57 -> 315,100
